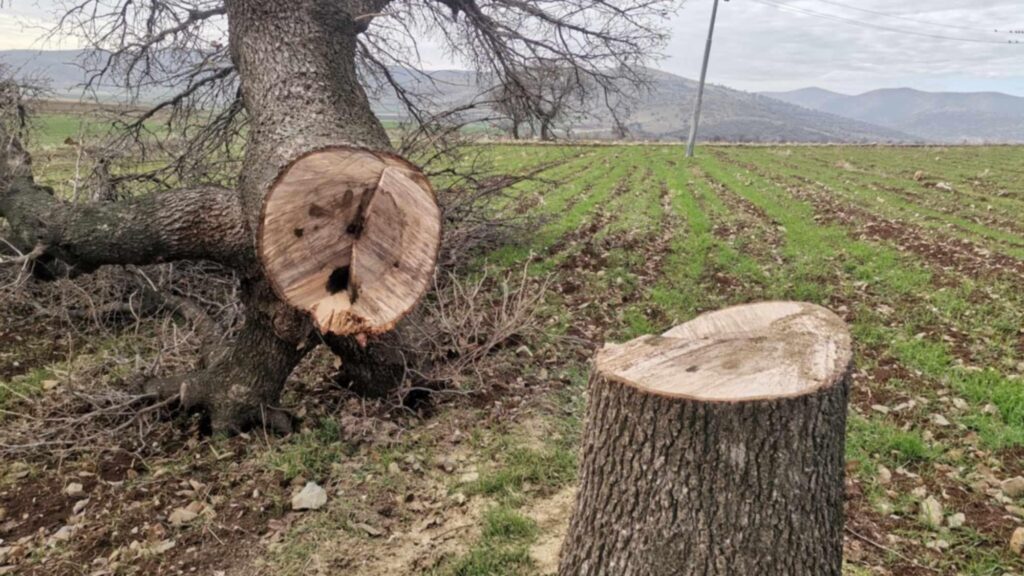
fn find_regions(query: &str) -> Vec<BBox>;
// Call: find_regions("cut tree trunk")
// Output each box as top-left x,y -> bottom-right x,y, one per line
259,147 -> 440,336
559,301 -> 853,576
0,1 -> 441,432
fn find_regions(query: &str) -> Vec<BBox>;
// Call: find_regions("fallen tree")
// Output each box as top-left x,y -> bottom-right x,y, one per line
0,0 -> 681,433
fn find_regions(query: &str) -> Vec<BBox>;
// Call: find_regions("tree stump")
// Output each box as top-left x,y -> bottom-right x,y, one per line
559,301 -> 853,576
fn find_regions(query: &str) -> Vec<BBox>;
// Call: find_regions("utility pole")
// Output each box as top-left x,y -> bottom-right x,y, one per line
686,0 -> 725,158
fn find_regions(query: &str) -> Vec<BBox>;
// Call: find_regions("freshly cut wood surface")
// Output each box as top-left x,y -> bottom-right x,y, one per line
596,301 -> 851,401
259,147 -> 440,336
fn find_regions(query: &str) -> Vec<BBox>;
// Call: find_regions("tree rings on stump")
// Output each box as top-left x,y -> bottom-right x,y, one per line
559,301 -> 853,576
259,147 -> 441,336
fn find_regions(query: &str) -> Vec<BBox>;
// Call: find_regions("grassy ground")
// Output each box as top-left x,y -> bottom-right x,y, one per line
1,136 -> 1023,575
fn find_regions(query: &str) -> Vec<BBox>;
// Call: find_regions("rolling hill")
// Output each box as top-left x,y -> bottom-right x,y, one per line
764,87 -> 1024,143
2,48 -> 912,143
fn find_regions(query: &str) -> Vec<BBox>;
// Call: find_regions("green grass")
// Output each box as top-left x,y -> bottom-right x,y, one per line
0,368 -> 55,413
463,444 -> 577,501
264,418 -> 353,481
434,507 -> 539,576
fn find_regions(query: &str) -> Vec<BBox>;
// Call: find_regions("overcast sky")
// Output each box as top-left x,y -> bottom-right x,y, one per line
2,0 -> 1023,96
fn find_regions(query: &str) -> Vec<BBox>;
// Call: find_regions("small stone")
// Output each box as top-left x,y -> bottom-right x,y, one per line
168,507 -> 198,527
1006,505 -> 1024,517
459,471 -> 479,484
930,414 -> 951,427
291,482 -> 327,511
41,380 -> 60,391
436,457 -> 457,473
1011,527 -> 1024,555
911,486 -> 928,498
947,513 -> 966,529
871,405 -> 890,415
149,539 -> 175,555
64,482 -> 84,497
1003,477 -> 1024,498
913,170 -> 925,181
952,398 -> 968,410
450,492 -> 467,506
387,462 -> 401,475
72,499 -> 89,515
351,522 -> 384,537
920,496 -> 943,529
48,525 -> 75,545
877,465 -> 892,486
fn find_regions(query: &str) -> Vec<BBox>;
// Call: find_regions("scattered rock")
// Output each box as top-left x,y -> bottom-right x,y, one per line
168,507 -> 199,527
450,492 -> 467,506
291,482 -> 327,511
1011,527 -> 1024,555
64,482 -> 84,497
48,525 -> 75,545
935,182 -> 954,192
436,456 -> 457,473
72,499 -> 89,515
387,462 -> 401,475
1006,505 -> 1024,517
351,522 -> 384,537
930,414 -> 951,427
459,471 -> 479,484
148,539 -> 176,555
952,398 -> 968,410
877,465 -> 892,486
870,405 -> 890,415
920,496 -> 943,529
1002,477 -> 1024,499
947,513 -> 966,529
913,170 -> 925,181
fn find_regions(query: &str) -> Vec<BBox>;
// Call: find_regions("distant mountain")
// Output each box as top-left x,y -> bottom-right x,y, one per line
600,70 -> 911,143
374,68 -> 912,144
764,87 -> 1024,143
1,48 -> 910,144
761,87 -> 846,111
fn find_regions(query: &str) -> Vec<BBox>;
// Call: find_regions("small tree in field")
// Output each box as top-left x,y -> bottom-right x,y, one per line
0,0 -> 680,433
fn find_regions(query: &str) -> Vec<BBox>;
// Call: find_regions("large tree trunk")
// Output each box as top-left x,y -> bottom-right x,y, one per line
559,302 -> 852,576
0,0 -> 440,433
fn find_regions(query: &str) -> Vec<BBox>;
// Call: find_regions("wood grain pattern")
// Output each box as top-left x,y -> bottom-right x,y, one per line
259,147 -> 440,336
596,301 -> 851,401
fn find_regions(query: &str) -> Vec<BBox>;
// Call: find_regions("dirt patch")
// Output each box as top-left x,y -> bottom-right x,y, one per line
525,486 -> 575,576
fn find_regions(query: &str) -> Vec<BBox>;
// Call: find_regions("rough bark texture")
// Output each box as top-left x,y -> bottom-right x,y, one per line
559,302 -> 852,576
134,0 -> 411,431
0,176 -> 247,274
0,0 -> 418,432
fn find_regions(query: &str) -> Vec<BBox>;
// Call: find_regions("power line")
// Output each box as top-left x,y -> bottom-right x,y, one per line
804,0 -> 1007,34
751,0 -> 1022,45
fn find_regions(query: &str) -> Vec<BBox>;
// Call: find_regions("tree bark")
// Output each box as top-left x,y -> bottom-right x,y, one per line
1,0 -> 437,433
559,302 -> 853,576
